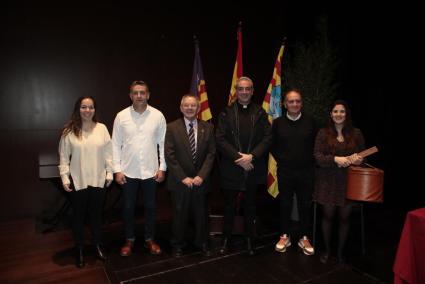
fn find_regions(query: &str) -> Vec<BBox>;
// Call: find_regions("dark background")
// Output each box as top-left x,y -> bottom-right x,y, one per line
0,2 -> 399,221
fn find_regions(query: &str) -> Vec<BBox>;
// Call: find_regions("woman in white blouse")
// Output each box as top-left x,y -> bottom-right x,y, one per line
59,96 -> 112,268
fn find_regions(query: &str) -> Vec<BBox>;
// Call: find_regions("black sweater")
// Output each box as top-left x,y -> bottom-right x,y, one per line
271,112 -> 317,170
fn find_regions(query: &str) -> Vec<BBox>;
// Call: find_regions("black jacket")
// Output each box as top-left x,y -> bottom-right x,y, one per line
215,102 -> 272,190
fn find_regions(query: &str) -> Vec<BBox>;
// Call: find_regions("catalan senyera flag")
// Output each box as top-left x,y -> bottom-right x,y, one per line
262,44 -> 284,198
190,39 -> 212,121
227,24 -> 243,106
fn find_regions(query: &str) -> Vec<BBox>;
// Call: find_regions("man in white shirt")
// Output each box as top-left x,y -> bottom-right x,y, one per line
112,80 -> 166,256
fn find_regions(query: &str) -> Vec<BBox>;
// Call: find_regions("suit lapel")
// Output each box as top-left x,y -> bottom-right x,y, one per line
178,119 -> 191,153
196,119 -> 204,152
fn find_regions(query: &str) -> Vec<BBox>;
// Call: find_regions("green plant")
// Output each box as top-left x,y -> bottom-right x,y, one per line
283,16 -> 340,127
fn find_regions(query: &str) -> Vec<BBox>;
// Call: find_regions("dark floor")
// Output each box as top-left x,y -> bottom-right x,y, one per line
0,200 -> 410,284
103,202 -> 399,284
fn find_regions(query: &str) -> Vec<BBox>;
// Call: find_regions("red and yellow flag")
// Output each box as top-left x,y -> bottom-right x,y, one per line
262,44 -> 284,197
227,24 -> 243,106
191,39 -> 212,121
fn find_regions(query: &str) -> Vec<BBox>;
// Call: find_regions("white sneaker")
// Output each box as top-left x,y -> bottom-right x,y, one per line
275,234 -> 291,252
298,236 -> 315,255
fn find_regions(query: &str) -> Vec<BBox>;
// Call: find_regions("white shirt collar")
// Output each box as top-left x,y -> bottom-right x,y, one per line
184,117 -> 197,128
130,104 -> 150,115
286,111 -> 302,121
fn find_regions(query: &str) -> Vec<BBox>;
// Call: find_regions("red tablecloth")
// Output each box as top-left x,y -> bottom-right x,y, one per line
393,208 -> 425,284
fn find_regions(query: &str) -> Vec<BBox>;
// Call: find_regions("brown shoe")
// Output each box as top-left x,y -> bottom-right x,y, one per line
145,239 -> 161,255
120,240 -> 134,256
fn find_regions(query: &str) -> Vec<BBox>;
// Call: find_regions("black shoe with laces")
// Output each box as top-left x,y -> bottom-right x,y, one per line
320,253 -> 329,264
200,243 -> 211,257
95,245 -> 107,261
172,247 -> 183,257
246,237 -> 255,256
75,247 -> 85,268
220,237 -> 230,254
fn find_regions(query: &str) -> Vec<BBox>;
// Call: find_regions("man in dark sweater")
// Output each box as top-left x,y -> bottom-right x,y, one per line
271,89 -> 317,256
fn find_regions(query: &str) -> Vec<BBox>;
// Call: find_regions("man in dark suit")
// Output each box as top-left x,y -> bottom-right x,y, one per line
165,94 -> 216,257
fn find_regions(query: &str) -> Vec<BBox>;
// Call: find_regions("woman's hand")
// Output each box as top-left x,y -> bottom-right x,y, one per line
63,183 -> 72,192
348,153 -> 364,166
334,156 -> 351,168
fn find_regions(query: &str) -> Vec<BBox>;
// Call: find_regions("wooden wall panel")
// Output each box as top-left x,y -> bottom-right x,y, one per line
0,3 -> 395,219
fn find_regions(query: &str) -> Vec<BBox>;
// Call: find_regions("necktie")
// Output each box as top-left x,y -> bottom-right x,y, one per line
188,122 -> 196,163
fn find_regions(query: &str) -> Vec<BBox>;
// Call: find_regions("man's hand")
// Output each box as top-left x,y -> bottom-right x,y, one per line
235,152 -> 253,165
154,170 -> 165,183
193,176 -> 203,186
182,177 -> 194,188
235,153 -> 254,171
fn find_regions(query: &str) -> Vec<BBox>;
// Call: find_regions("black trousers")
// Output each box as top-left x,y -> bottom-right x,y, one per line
222,175 -> 257,238
171,186 -> 208,248
70,187 -> 106,247
277,167 -> 314,238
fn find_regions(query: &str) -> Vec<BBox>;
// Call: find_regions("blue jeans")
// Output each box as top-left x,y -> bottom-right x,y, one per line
122,177 -> 157,241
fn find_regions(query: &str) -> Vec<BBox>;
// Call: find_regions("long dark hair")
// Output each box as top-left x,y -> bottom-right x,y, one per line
324,99 -> 356,149
62,96 -> 97,138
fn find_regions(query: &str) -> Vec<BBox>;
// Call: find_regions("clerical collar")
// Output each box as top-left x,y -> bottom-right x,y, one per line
237,102 -> 250,109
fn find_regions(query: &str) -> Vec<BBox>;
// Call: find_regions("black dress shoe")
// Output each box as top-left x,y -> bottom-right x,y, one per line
220,237 -> 229,254
172,247 -> 183,257
337,256 -> 346,265
76,247 -> 85,268
319,253 -> 329,264
200,243 -> 211,257
246,238 -> 255,256
95,245 -> 107,261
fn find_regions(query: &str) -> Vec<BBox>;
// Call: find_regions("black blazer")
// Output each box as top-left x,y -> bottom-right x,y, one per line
165,118 -> 216,191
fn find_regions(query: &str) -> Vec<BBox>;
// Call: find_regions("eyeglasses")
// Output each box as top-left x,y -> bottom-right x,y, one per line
237,87 -> 253,92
